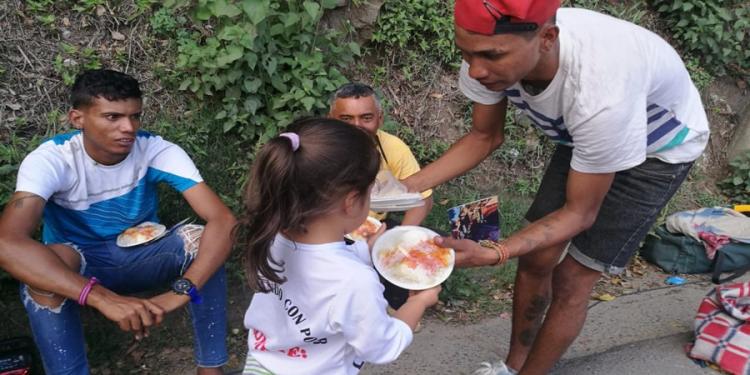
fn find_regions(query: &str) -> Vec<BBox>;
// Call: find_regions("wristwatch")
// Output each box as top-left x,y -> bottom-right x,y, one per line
171,278 -> 202,304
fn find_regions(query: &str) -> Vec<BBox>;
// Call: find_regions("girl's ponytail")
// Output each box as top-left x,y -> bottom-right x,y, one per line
237,118 -> 380,292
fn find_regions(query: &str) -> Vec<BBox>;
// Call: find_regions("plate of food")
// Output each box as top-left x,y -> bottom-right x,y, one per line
347,216 -> 382,242
116,221 -> 167,247
372,226 -> 454,290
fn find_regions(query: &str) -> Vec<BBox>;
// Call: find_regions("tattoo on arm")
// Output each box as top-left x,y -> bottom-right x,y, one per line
8,194 -> 43,209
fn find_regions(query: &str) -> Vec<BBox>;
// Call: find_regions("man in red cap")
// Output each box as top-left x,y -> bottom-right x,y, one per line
404,0 -> 709,374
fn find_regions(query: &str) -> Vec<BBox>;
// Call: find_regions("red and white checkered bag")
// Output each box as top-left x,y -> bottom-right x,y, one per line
689,281 -> 750,374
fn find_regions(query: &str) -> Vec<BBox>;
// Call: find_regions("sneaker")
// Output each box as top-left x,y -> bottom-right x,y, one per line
473,360 -> 518,375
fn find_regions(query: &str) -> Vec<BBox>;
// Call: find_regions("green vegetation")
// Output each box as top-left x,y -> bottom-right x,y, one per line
719,151 -> 750,203
0,0 -> 737,343
653,0 -> 750,78
0,133 -> 42,205
53,42 -> 103,86
165,0 -> 359,139
372,0 -> 458,66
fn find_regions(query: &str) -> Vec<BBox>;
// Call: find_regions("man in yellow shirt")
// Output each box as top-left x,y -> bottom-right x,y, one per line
329,83 -> 433,226
329,83 -> 434,309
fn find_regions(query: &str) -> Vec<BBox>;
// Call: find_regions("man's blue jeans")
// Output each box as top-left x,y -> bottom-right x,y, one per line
21,228 -> 228,374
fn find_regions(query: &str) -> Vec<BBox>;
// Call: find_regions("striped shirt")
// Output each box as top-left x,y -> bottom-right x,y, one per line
459,8 -> 709,174
15,130 -> 202,247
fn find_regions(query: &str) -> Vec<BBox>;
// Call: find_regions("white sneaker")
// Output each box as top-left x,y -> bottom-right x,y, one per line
473,360 -> 518,375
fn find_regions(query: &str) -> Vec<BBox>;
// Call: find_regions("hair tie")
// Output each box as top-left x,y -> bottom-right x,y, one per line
279,132 -> 300,152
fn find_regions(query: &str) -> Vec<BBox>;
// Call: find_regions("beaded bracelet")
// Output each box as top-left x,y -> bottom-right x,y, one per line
77,277 -> 99,306
478,240 -> 510,266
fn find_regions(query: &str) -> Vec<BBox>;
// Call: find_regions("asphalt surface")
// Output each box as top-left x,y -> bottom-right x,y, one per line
362,273 -> 748,375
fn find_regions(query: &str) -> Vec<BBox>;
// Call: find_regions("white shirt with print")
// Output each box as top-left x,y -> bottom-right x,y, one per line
459,8 -> 709,173
243,235 -> 413,375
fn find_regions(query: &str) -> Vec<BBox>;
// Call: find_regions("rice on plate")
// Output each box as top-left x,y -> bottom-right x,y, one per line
372,226 -> 454,290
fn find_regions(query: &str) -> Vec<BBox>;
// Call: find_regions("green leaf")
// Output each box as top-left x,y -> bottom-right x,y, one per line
241,0 -> 269,25
243,78 -> 262,93
321,0 -> 338,9
303,1 -> 320,20
301,97 -> 315,111
223,119 -> 237,133
216,45 -> 244,66
196,5 -> 212,20
348,41 -> 361,56
244,97 -> 261,115
282,13 -> 300,28
209,0 -> 242,17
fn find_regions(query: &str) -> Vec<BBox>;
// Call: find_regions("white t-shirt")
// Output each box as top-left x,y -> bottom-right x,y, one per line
243,235 -> 413,375
15,130 -> 202,246
459,8 -> 709,173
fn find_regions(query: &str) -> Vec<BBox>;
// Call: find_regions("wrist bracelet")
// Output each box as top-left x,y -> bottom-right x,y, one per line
77,277 -> 99,306
479,240 -> 509,266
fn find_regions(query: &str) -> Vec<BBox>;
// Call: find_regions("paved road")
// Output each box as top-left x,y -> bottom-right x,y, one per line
362,273 -> 744,375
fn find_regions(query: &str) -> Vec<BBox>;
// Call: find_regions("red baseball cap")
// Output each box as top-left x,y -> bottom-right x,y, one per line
455,0 -> 561,35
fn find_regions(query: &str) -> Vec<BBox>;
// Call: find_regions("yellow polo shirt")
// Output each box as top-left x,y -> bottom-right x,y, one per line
370,130 -> 433,220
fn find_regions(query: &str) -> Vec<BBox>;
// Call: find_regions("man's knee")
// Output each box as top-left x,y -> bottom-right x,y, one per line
27,244 -> 82,308
518,242 -> 568,278
551,256 -> 602,309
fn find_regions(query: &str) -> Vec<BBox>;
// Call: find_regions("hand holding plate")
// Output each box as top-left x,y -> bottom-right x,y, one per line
434,236 -> 495,268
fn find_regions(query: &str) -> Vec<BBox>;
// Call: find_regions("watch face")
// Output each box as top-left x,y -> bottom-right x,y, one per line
172,278 -> 193,294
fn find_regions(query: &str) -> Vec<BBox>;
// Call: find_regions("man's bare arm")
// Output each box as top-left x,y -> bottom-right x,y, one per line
0,192 -> 89,300
403,99 -> 508,193
444,170 -> 615,267
179,182 -> 236,288
149,183 -> 235,312
505,170 -> 614,257
0,192 -> 165,337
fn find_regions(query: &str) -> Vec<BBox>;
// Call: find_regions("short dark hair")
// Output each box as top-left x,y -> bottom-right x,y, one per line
329,82 -> 381,111
71,69 -> 142,109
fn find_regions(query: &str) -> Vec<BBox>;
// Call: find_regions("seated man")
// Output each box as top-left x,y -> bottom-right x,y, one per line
0,69 -> 235,375
329,82 -> 434,308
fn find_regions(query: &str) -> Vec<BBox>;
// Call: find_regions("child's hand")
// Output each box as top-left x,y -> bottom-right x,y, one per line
366,222 -> 386,250
408,285 -> 441,308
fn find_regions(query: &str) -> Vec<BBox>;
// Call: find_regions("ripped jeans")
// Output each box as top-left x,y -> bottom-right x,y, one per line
21,225 -> 228,374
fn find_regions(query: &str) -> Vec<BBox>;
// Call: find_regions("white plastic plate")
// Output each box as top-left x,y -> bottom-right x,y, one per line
372,226 -> 454,290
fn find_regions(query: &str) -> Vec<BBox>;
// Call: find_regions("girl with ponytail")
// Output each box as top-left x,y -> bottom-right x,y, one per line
236,117 -> 440,374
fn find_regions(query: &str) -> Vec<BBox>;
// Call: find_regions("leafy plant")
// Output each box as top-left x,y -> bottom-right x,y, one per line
653,0 -> 750,78
566,0 -> 651,26
72,0 -> 105,13
150,7 -> 185,35
166,0 -> 359,139
685,57 -> 714,91
372,0 -> 458,66
719,151 -> 750,202
24,0 -> 55,13
53,43 -> 103,86
0,133 -> 42,207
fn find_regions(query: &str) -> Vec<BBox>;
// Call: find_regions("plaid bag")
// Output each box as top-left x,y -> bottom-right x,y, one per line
689,282 -> 750,374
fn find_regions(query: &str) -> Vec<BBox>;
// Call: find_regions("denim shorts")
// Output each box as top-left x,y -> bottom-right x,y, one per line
526,145 -> 693,274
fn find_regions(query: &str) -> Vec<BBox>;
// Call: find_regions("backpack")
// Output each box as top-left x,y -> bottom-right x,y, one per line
689,281 -> 750,374
640,225 -> 750,284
